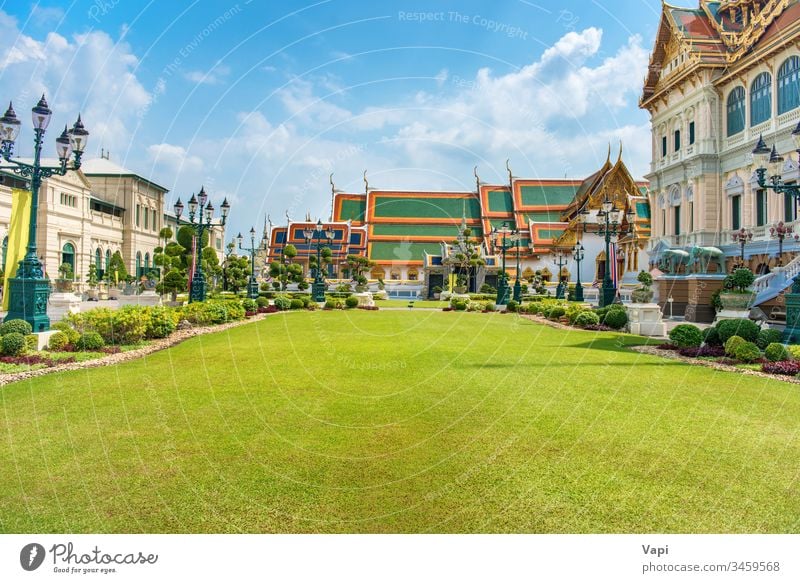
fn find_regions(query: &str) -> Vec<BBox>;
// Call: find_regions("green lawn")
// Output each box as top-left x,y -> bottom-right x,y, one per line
1,311 -> 798,533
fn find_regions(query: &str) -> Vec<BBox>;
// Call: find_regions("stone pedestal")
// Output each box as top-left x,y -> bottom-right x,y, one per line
353,292 -> 375,307
48,292 -> 82,323
119,291 -> 162,307
656,275 -> 725,323
33,330 -> 59,350
625,303 -> 667,337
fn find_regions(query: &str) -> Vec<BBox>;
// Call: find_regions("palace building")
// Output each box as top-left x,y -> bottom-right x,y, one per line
0,155 -> 226,290
267,154 -> 650,299
641,0 -> 800,319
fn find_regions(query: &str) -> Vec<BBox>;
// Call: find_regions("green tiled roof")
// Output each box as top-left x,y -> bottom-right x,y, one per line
538,229 -> 565,240
372,224 -> 483,237
524,211 -> 562,222
636,201 -> 651,219
372,196 -> 480,219
487,189 -> 513,213
340,199 -> 366,222
520,184 -> 578,207
370,241 -> 442,261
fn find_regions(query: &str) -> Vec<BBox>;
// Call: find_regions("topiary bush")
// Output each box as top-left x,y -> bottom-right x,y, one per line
724,335 -> 746,357
453,300 -> 468,311
603,308 -> 628,330
241,298 -> 258,314
290,298 -> 305,310
2,332 -> 25,356
256,296 -> 270,308
733,341 -> 762,363
0,318 -> 33,337
701,326 -> 721,347
52,321 -> 80,345
506,300 -> 519,313
344,296 -> 359,309
324,299 -> 338,310
47,331 -> 70,351
668,324 -> 703,348
756,328 -> 784,350
764,342 -> 790,362
716,318 -> 759,343
566,304 -> 589,324
574,311 -> 600,328
547,306 -> 566,320
24,334 -> 38,352
274,296 -> 292,311
528,302 -> 543,315
75,331 -> 105,351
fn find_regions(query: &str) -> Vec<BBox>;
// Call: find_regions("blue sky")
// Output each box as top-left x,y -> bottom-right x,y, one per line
0,0 -> 663,236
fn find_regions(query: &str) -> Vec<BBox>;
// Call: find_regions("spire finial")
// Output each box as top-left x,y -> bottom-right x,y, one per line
606,143 -> 611,163
506,159 -> 513,190
618,140 -> 623,163
363,169 -> 369,194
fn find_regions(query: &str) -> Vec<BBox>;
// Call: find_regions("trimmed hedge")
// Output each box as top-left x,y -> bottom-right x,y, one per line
47,331 -> 70,351
716,318 -> 759,343
603,308 -> 628,330
345,296 -> 360,309
733,341 -> 762,363
669,324 -> 703,348
574,311 -> 600,328
701,327 -> 721,347
764,342 -> 790,362
2,332 -> 25,356
756,328 -> 784,350
75,331 -> 105,351
0,319 -> 32,337
724,335 -> 746,357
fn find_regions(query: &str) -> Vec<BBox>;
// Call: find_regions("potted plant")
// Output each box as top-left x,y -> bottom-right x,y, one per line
631,270 -> 654,303
85,263 -> 99,301
432,285 -> 443,300
454,274 -> 468,294
719,268 -> 756,311
55,262 -> 74,292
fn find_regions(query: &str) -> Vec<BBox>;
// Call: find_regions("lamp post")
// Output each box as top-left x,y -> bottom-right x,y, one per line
580,197 -> 635,307
491,222 -> 514,306
174,186 -> 230,303
303,219 -> 335,303
731,227 -> 753,268
751,124 -> 800,197
511,231 -> 523,302
553,251 -> 568,300
573,243 -> 585,302
0,96 -> 88,331
237,227 -> 260,299
769,221 -> 799,266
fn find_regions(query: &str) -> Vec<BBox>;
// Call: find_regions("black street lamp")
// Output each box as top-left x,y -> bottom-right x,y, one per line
491,222 -> 515,306
752,124 -> 800,197
580,197 -> 635,307
731,227 -> 753,268
0,96 -> 88,331
174,186 -> 229,303
553,251 -> 569,300
573,243 -> 585,302
303,219 -> 335,303
237,227 -> 260,299
511,231 -> 523,302
770,221 -> 798,266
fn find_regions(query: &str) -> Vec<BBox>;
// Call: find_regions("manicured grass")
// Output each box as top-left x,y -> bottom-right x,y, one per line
1,311 -> 798,533
375,299 -> 448,308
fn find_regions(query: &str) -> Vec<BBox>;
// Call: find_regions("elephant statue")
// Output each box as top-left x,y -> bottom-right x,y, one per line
657,248 -> 691,274
689,246 -> 726,274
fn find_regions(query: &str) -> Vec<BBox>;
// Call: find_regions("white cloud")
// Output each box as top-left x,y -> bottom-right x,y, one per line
184,63 -> 231,85
147,143 -> 204,176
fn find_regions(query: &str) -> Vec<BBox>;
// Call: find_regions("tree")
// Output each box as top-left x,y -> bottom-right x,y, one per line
345,254 -> 373,288
269,244 -> 303,290
107,251 -> 127,284
156,268 -> 187,301
443,226 -> 485,290
308,246 -> 333,278
225,255 -> 250,292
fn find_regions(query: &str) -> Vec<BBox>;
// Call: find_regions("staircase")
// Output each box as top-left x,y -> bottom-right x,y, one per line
751,254 -> 800,307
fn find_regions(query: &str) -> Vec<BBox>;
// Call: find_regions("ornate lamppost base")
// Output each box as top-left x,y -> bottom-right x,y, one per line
312,280 -> 326,303
495,277 -> 510,306
555,282 -> 565,300
247,278 -> 259,299
4,276 -> 51,332
574,282 -> 584,302
599,284 -> 616,308
190,273 -> 206,303
512,279 -> 522,302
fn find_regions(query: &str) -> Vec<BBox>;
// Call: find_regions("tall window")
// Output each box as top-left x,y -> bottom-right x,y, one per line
136,252 -> 142,277
661,136 -> 667,157
727,87 -> 746,136
674,129 -> 681,151
750,72 -> 772,126
688,201 -> 694,232
661,209 -> 666,235
689,121 -> 695,145
732,195 -> 741,230
136,205 -> 141,227
152,209 -> 157,231
95,248 -> 102,278
778,56 -> 800,115
144,252 -> 150,270
105,249 -> 111,273
786,189 -> 798,222
61,243 -> 75,273
674,205 -> 681,235
756,189 -> 767,226
144,207 -> 149,229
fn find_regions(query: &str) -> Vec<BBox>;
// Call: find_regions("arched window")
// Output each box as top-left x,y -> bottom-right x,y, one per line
136,251 -> 142,277
95,247 -> 102,278
105,249 -> 111,273
750,72 -> 772,126
144,252 -> 150,270
727,87 -> 746,136
407,268 -> 418,281
61,242 -> 75,272
778,56 -> 800,115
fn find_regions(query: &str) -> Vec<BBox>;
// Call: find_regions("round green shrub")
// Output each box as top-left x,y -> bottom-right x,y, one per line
484,302 -> 496,312
547,306 -> 566,320
528,302 -> 543,315
701,326 -> 721,347
324,299 -> 338,310
0,318 -> 32,337
716,318 -> 759,343
756,328 -> 784,350
669,324 -> 703,348
2,332 -> 26,356
53,321 -> 80,345
300,296 -> 311,308
453,300 -> 468,311
256,296 -> 270,308
289,298 -> 305,310
344,296 -> 360,309
75,331 -> 105,351
24,334 -> 38,352
274,296 -> 292,311
724,335 -> 746,357
506,300 -> 519,313
574,311 -> 600,328
146,306 -> 177,339
47,331 -> 70,351
603,308 -> 628,330
734,341 -> 762,363
241,298 -> 258,313
764,342 -> 790,362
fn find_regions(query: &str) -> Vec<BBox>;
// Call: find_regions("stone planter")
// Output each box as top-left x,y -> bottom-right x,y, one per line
98,282 -> 109,300
354,284 -> 368,293
433,293 -> 441,300
54,278 -> 74,292
631,288 -> 654,304
454,285 -> 467,294
719,291 -> 755,311
625,303 -> 666,337
85,287 -> 99,301
107,286 -> 120,300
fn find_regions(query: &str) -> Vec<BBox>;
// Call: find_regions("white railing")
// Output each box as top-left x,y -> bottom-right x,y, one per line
752,253 -> 800,305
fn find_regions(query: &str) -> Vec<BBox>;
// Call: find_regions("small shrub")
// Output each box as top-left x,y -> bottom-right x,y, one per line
2,332 -> 25,356
733,341 -> 762,363
0,319 -> 32,337
75,331 -> 105,351
256,296 -> 270,308
300,296 -> 311,308
506,300 -> 519,313
528,302 -> 543,315
274,296 -> 292,311
574,311 -> 600,328
453,300 -> 468,311
788,345 -> 800,360
756,328 -> 784,350
344,296 -> 360,309
762,360 -> 800,376
678,345 -> 726,358
764,342 -> 790,362
289,298 -> 305,310
52,321 -> 80,345
48,331 -> 70,351
702,327 -> 721,347
669,324 -> 703,348
324,299 -> 338,310
241,298 -> 258,313
24,334 -> 38,352
724,335 -> 746,357
483,302 -> 496,312
146,306 -> 177,339
603,308 -> 628,330
547,306 -> 566,320
716,318 -> 759,343
566,304 -> 589,324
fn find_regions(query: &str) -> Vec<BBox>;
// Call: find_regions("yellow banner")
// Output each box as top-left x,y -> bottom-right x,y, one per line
3,188 -> 32,311
448,273 -> 456,293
